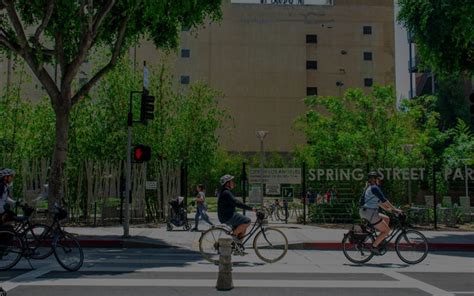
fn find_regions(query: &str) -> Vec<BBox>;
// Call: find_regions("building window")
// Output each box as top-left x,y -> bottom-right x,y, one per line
306,60 -> 318,70
181,49 -> 190,58
363,26 -> 372,35
306,34 -> 318,44
180,75 -> 190,85
307,87 -> 318,96
364,78 -> 373,87
363,52 -> 373,61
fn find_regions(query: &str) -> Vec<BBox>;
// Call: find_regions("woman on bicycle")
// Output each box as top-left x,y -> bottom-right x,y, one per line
359,171 -> 402,255
0,168 -> 18,224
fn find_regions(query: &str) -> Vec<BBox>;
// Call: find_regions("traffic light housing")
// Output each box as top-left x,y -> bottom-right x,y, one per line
133,145 -> 151,162
140,89 -> 155,124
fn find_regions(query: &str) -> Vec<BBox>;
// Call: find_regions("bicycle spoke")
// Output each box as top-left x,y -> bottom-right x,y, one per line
199,228 -> 228,264
395,230 -> 428,264
342,233 -> 374,264
0,230 -> 23,270
53,233 -> 83,271
253,227 -> 288,263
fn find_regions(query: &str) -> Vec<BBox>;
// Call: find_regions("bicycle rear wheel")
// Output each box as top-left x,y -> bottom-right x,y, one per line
199,227 -> 229,264
26,224 -> 53,260
395,230 -> 428,264
342,233 -> 374,264
0,230 -> 22,271
253,227 -> 288,263
276,207 -> 289,221
53,232 -> 84,271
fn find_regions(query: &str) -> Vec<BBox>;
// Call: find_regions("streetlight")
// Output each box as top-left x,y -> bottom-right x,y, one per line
256,131 -> 268,209
403,144 -> 415,205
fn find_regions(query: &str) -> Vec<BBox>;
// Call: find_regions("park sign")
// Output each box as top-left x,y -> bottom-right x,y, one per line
231,0 -> 333,5
249,168 -> 302,184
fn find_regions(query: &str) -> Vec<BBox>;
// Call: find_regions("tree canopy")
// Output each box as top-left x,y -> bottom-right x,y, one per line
398,0 -> 474,75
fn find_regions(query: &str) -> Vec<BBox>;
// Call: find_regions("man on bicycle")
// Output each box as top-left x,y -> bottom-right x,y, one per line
0,168 -> 18,224
217,175 -> 256,243
359,171 -> 402,255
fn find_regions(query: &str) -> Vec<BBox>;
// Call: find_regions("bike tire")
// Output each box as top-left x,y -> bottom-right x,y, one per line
342,233 -> 374,264
27,224 -> 54,260
199,227 -> 229,264
395,229 -> 428,264
53,232 -> 84,272
0,230 -> 23,271
253,227 -> 288,263
276,207 -> 289,222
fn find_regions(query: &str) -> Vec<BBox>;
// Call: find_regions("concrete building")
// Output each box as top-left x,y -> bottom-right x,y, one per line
0,0 -> 396,153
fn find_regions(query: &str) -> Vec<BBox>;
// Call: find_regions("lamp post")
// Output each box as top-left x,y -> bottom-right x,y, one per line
256,131 -> 268,209
462,159 -> 470,199
403,144 -> 415,205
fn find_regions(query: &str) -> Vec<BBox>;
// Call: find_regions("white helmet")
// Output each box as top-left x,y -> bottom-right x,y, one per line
220,174 -> 234,186
0,168 -> 15,178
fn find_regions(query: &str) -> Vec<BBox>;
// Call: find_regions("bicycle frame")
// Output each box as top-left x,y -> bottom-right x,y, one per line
366,217 -> 408,249
230,219 -> 266,247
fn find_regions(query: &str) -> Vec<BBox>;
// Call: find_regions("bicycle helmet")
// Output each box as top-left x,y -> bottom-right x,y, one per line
0,168 -> 15,178
220,174 -> 234,186
367,171 -> 382,180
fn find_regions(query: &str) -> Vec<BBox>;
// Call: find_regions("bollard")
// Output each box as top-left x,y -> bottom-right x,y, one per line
0,287 -> 6,296
216,238 -> 234,291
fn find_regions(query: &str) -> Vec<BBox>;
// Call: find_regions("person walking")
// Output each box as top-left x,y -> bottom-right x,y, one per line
190,184 -> 213,231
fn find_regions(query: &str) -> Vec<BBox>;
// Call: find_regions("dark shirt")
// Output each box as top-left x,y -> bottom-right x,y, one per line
217,187 -> 253,223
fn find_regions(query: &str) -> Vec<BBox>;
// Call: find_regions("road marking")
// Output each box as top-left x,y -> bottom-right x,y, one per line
1,264 -> 53,292
384,271 -> 455,296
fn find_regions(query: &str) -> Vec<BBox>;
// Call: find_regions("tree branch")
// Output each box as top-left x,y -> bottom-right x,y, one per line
62,0 -> 116,93
71,14 -> 129,106
34,0 -> 55,43
2,0 -> 29,48
0,34 -> 20,52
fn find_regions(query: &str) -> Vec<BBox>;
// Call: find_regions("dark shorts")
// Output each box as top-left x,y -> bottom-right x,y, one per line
224,213 -> 251,229
359,208 -> 383,225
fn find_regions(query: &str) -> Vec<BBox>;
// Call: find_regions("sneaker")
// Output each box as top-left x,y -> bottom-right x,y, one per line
370,245 -> 382,256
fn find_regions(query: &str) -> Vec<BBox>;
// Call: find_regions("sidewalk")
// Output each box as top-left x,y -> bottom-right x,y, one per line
66,212 -> 474,252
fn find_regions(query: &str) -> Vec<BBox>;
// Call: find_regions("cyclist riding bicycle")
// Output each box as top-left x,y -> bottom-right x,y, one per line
0,168 -> 18,224
217,175 -> 256,245
359,171 -> 402,255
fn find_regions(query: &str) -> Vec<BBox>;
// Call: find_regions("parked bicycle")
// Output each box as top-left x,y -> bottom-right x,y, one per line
342,213 -> 428,264
263,200 -> 289,222
0,202 -> 83,271
199,211 -> 288,264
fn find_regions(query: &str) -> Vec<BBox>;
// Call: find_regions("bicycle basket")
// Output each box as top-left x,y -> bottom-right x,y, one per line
54,208 -> 68,220
348,225 -> 370,243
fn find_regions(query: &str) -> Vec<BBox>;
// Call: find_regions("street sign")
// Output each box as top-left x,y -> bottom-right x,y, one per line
249,168 -> 301,184
145,181 -> 157,190
265,183 -> 281,196
282,187 -> 294,200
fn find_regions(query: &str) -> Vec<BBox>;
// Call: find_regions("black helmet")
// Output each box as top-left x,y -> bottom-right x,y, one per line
367,171 -> 382,180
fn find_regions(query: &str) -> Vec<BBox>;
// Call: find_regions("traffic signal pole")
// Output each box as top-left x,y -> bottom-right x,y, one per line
124,62 -> 153,238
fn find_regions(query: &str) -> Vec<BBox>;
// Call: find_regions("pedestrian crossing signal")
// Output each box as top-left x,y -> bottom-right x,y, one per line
133,145 -> 151,162
140,89 -> 155,124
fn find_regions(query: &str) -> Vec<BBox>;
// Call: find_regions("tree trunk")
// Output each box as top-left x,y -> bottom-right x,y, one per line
48,104 -> 70,212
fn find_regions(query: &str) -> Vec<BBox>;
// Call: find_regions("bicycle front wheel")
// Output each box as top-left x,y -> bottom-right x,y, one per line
276,207 -> 289,222
0,230 -> 23,271
395,230 -> 428,264
27,224 -> 53,260
342,233 -> 374,264
199,227 -> 229,264
253,227 -> 288,263
53,232 -> 84,271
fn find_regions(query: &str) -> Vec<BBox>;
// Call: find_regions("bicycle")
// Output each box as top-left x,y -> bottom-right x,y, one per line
342,213 -> 428,264
199,211 -> 288,264
263,203 -> 289,222
0,203 -> 84,271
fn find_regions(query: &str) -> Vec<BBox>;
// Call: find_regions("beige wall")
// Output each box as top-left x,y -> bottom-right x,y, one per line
136,0 -> 395,152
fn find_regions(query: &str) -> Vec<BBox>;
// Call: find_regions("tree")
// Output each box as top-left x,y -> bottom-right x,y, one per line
0,0 -> 222,208
398,0 -> 474,75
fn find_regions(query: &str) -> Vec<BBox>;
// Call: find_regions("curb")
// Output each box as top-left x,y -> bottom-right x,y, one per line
77,238 -> 174,249
290,242 -> 474,252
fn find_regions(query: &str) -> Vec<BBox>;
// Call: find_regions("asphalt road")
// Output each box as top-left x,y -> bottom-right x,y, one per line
1,248 -> 473,296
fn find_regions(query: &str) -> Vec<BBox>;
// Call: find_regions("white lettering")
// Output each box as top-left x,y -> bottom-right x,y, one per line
468,168 -> 474,181
353,169 -> 364,181
340,169 -> 350,181
317,169 -> 325,181
327,169 -> 334,181
308,169 -> 316,181
393,168 -> 400,180
401,168 -> 410,181
444,168 -> 453,181
453,168 -> 463,181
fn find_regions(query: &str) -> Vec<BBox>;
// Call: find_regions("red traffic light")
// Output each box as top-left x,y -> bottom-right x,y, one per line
133,145 -> 151,162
